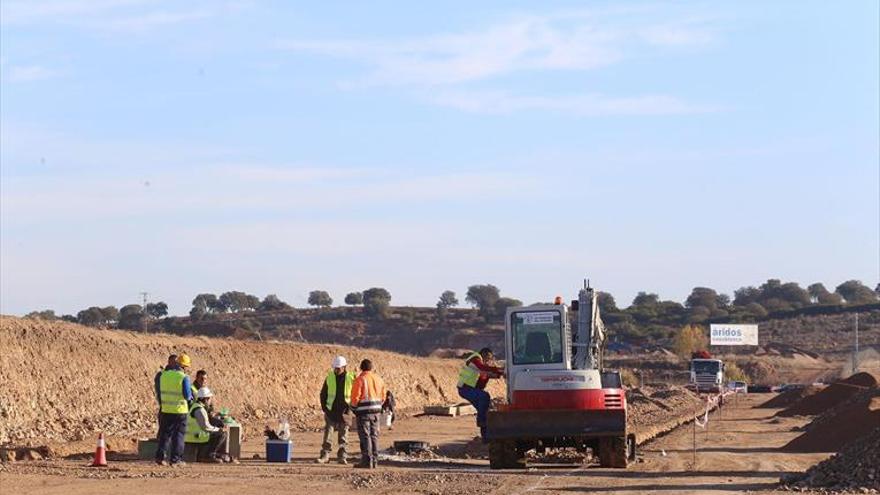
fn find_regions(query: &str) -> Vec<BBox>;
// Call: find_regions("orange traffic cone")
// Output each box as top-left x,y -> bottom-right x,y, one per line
91,433 -> 108,467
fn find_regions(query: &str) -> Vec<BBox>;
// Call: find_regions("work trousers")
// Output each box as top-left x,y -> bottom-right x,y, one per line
156,412 -> 187,463
458,386 -> 491,439
355,413 -> 380,466
196,430 -> 228,460
320,414 -> 350,459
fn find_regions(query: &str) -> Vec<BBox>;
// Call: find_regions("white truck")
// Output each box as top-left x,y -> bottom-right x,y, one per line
689,354 -> 724,393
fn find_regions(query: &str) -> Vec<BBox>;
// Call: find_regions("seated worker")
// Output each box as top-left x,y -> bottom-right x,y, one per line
184,387 -> 231,463
192,369 -> 208,395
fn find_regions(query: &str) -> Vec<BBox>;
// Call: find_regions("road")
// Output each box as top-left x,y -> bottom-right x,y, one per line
1,395 -> 832,494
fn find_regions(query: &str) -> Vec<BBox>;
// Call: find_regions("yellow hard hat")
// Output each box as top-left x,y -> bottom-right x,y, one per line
178,353 -> 192,368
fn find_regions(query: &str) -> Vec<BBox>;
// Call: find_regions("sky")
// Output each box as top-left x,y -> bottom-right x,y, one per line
1,1 -> 878,316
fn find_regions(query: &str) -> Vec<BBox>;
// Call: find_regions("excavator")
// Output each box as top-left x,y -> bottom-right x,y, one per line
486,282 -> 635,469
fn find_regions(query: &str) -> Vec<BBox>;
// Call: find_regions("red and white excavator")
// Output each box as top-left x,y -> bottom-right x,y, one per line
486,282 -> 635,469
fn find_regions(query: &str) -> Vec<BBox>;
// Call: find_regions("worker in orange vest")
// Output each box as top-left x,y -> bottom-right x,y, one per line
349,359 -> 387,469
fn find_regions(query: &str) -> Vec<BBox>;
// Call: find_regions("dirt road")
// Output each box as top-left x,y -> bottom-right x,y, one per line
1,395 -> 832,495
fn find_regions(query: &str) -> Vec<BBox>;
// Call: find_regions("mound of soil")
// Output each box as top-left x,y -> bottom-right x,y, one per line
627,385 -> 706,443
776,372 -> 878,417
0,316 -> 504,446
782,389 -> 880,452
756,385 -> 821,409
783,427 -> 880,491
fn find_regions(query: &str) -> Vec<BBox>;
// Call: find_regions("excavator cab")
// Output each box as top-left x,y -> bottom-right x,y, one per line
486,283 -> 634,469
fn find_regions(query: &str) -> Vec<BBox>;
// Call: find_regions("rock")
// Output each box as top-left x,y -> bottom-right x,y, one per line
0,449 -> 15,463
22,449 -> 43,461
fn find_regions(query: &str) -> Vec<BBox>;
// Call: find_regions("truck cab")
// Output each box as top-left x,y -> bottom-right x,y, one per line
689,358 -> 724,393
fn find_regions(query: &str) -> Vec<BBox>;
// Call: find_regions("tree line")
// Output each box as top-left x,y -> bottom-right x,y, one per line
24,279 -> 879,336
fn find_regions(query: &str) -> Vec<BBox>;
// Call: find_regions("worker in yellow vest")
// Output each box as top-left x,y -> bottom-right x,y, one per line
457,347 -> 503,441
154,353 -> 194,466
316,355 -> 356,464
185,387 -> 230,463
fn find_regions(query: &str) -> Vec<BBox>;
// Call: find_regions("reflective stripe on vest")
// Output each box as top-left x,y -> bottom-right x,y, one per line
325,371 -> 355,410
353,373 -> 384,414
159,370 -> 188,414
184,403 -> 210,444
457,352 -> 482,388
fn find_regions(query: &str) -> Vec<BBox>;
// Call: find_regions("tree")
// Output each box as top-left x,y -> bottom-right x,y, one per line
437,290 -> 459,309
596,292 -> 619,314
77,306 -> 107,327
190,305 -> 207,322
685,287 -> 725,312
733,286 -> 761,306
117,304 -> 144,330
192,293 -> 219,314
344,292 -> 363,306
435,290 -> 459,322
219,291 -> 260,312
25,310 -> 57,320
101,306 -> 119,324
258,294 -> 291,311
466,284 -> 500,320
362,287 -> 392,319
308,290 -> 333,308
493,297 -> 523,317
744,302 -> 768,318
835,280 -> 879,305
673,324 -> 708,360
807,283 -> 843,305
60,314 -> 77,323
632,292 -> 660,307
145,302 -> 168,319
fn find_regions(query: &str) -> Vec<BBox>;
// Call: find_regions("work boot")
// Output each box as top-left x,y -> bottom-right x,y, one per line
337,456 -> 349,465
170,461 -> 187,468
354,459 -> 371,469
155,459 -> 168,467
315,452 -> 330,464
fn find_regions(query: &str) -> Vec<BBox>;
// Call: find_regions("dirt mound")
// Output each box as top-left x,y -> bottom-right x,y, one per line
756,385 -> 821,409
0,316 -> 504,446
782,389 -> 880,452
776,372 -> 877,417
627,385 -> 706,443
783,427 -> 880,491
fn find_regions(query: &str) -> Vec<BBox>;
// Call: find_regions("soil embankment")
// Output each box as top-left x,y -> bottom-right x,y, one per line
0,316 -> 503,446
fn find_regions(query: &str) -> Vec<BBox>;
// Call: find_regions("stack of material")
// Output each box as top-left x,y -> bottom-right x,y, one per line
776,372 -> 878,417
782,388 -> 880,452
783,427 -> 880,491
756,385 -> 821,409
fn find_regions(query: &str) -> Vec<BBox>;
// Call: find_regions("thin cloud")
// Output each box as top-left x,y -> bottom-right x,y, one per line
6,65 -> 59,83
0,0 -> 224,31
277,10 -> 717,87
428,90 -> 720,116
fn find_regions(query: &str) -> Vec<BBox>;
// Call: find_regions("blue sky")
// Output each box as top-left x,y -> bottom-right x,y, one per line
1,1 -> 878,316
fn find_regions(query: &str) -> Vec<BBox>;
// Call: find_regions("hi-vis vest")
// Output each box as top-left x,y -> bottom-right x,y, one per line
351,372 -> 385,415
457,352 -> 482,388
185,402 -> 210,444
159,370 -> 188,414
325,371 -> 355,410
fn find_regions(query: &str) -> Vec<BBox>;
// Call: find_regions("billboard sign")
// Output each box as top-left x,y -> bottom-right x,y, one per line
710,324 -> 758,346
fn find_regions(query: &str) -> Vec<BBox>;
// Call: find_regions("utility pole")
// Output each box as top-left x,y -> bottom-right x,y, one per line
140,292 -> 149,332
853,313 -> 860,373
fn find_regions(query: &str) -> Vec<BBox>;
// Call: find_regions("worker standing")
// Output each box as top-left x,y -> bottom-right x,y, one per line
457,347 -> 503,441
349,359 -> 386,469
316,356 -> 356,465
155,353 -> 194,466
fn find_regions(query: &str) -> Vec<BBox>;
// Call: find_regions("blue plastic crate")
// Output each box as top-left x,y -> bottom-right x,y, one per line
265,440 -> 292,463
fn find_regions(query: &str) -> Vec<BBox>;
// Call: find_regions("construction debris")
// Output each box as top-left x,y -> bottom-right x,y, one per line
423,403 -> 476,417
782,427 -> 880,491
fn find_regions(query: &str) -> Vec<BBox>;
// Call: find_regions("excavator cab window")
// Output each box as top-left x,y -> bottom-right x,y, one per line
510,311 -> 563,365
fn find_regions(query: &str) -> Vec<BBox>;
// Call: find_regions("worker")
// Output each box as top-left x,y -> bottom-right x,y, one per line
154,353 -> 193,466
193,369 -> 208,395
316,355 -> 356,465
457,347 -> 504,441
381,390 -> 396,430
184,387 -> 230,463
349,359 -> 387,469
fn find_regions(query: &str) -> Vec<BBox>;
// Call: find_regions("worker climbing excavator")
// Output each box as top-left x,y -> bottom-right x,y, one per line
486,281 -> 635,469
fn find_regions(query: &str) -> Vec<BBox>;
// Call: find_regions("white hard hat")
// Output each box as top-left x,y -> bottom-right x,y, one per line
332,356 -> 347,368
197,387 -> 214,399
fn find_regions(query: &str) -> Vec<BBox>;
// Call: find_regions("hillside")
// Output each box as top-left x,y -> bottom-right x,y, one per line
0,316 -> 504,445
149,306 -> 879,361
